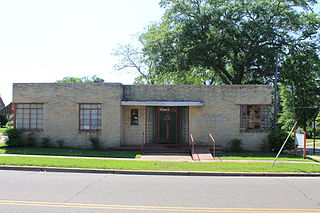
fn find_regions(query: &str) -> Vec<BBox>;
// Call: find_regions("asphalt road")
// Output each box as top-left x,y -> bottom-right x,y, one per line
0,170 -> 320,213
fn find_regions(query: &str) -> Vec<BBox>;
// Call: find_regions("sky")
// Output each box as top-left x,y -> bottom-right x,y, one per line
0,0 -> 319,105
0,0 -> 165,104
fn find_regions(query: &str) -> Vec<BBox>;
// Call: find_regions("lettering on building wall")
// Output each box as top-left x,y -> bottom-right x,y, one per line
197,114 -> 229,122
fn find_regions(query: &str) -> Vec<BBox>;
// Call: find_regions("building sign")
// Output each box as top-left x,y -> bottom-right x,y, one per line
197,114 -> 229,122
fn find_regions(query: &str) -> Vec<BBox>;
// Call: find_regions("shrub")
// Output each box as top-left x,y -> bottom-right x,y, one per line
268,129 -> 294,152
90,137 -> 100,150
260,139 -> 271,152
42,137 -> 51,148
228,139 -> 243,152
0,115 -> 8,127
25,132 -> 37,147
56,139 -> 64,148
5,128 -> 24,147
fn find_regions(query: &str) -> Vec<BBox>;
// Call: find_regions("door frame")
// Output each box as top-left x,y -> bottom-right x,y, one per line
156,106 -> 180,144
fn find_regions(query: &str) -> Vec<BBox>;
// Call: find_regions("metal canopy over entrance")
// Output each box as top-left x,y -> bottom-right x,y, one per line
121,101 -> 204,106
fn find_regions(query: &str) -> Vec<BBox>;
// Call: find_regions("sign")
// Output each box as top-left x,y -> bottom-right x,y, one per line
197,114 -> 229,122
295,133 -> 305,146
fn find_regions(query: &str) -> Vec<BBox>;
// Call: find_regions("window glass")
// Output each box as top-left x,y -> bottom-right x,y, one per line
15,104 -> 44,130
130,109 -> 138,125
240,105 -> 270,132
79,104 -> 102,130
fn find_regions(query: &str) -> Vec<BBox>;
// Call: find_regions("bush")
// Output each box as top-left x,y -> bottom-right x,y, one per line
268,129 -> 294,152
56,139 -> 64,148
25,132 -> 37,147
0,115 -> 8,127
228,139 -> 243,152
90,137 -> 100,150
260,139 -> 271,152
5,128 -> 24,147
42,137 -> 51,148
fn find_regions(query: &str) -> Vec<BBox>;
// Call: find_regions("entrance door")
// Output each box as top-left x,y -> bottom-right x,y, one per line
158,107 -> 178,144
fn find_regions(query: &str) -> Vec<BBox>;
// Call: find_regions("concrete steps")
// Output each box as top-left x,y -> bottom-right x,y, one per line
193,146 -> 214,161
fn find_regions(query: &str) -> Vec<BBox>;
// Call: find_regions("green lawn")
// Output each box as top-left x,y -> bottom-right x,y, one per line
0,127 -> 7,134
218,152 -> 312,162
0,156 -> 319,173
307,138 -> 320,142
306,138 -> 320,147
0,146 -> 141,158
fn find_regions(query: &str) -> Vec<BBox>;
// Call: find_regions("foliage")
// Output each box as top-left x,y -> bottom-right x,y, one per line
90,137 -> 100,150
0,115 -> 8,127
5,128 -> 24,147
228,139 -> 243,152
268,129 -> 294,152
56,75 -> 104,83
131,0 -> 320,85
25,132 -> 37,147
278,49 -> 320,130
260,139 -> 271,152
0,127 -> 7,134
56,139 -> 64,148
41,137 -> 51,148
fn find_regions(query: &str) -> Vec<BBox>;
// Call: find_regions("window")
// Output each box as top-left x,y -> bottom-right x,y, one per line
130,109 -> 138,125
240,105 -> 270,132
79,104 -> 102,130
15,103 -> 43,130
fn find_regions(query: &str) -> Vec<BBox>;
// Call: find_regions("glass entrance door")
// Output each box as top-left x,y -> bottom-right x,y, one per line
158,107 -> 177,144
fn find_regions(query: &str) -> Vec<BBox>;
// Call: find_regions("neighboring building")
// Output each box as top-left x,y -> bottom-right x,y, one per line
0,103 -> 14,120
0,96 -> 4,110
12,83 -> 272,150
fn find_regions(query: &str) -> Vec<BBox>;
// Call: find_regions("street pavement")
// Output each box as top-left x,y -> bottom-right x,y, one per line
0,170 -> 320,212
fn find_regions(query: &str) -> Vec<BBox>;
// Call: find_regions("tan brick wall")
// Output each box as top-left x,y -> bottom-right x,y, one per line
13,83 -> 123,149
13,83 -> 272,150
122,106 -> 146,145
124,85 -> 272,150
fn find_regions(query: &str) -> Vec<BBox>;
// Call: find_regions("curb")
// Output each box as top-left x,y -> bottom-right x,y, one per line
1,165 -> 320,177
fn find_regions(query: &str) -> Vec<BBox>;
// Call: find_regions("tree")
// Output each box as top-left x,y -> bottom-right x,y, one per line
56,75 -> 104,83
138,0 -> 320,85
278,48 -> 320,130
112,43 -> 157,84
0,115 -> 8,127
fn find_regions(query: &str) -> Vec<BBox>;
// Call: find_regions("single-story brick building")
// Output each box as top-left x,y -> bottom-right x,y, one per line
12,83 -> 272,150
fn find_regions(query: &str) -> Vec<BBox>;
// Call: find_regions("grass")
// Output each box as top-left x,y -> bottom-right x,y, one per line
0,145 -> 141,159
0,127 -> 7,134
0,156 -> 319,173
306,138 -> 320,147
217,151 -> 313,162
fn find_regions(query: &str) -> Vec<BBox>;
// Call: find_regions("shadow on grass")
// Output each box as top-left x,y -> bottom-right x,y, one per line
0,146 -> 141,159
218,151 -> 309,161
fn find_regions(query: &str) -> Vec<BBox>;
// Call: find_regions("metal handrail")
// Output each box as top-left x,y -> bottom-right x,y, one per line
189,133 -> 195,160
208,133 -> 216,159
141,132 -> 145,153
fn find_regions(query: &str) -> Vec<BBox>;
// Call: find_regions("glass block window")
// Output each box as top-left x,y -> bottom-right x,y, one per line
130,109 -> 138,125
240,105 -> 270,132
15,104 -> 44,130
79,104 -> 102,130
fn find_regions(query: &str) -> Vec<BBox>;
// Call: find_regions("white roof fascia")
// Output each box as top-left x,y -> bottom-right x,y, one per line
120,101 -> 204,106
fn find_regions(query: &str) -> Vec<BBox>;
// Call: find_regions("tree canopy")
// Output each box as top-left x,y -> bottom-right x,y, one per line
113,0 -> 320,130
56,75 -> 104,83
137,0 -> 320,85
